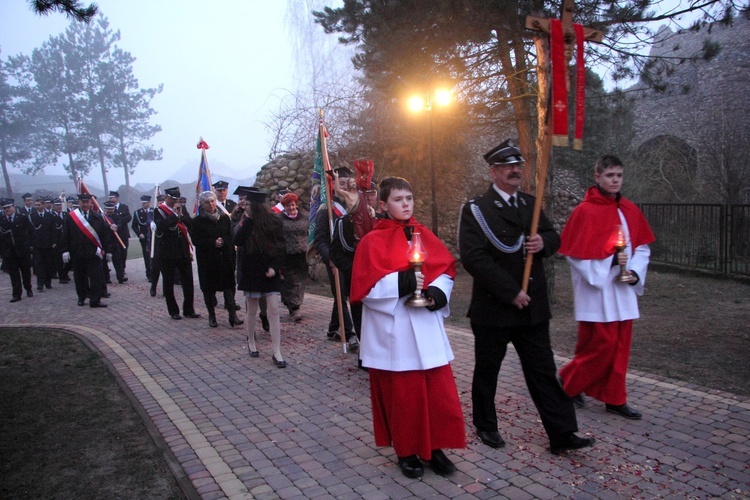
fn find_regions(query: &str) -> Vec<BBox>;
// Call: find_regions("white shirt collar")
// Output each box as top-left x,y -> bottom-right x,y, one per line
492,184 -> 517,204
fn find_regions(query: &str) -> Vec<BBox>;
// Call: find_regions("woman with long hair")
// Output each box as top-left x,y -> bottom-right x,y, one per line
191,191 -> 243,328
233,188 -> 287,367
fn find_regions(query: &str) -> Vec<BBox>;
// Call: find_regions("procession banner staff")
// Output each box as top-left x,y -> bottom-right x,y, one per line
521,0 -> 602,292
319,112 -> 348,353
78,179 -> 126,250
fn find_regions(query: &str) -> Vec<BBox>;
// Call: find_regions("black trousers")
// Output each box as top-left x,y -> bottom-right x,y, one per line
138,237 -> 152,279
5,252 -> 32,298
160,257 -> 195,316
471,321 -> 578,442
112,245 -> 127,281
73,257 -> 105,303
325,264 -> 353,336
33,247 -> 55,286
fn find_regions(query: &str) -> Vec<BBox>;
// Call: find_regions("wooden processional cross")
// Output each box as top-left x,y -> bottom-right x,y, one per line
521,0 -> 603,292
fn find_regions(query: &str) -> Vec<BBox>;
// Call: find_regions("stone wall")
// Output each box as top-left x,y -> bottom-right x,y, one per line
630,17 -> 750,148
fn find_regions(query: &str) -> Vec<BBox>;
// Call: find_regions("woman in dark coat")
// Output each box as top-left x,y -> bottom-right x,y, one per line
191,191 -> 243,328
232,188 -> 287,367
278,193 -> 309,322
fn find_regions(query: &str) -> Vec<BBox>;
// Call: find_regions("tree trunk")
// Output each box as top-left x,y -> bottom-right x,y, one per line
68,152 -> 79,188
119,136 -> 131,190
1,145 -> 13,197
97,136 -> 108,196
496,34 -> 537,193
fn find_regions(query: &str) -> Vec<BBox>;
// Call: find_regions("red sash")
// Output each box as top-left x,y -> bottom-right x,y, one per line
69,209 -> 104,258
158,203 -> 194,258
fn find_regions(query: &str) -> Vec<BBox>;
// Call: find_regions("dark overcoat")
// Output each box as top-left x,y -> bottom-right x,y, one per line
458,184 -> 560,328
190,212 -> 236,292
232,214 -> 285,294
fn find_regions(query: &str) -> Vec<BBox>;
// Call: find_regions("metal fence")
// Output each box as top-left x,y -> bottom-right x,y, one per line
639,203 -> 750,277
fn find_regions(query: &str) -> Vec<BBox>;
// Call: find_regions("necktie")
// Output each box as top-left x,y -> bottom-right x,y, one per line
84,212 -> 89,221
508,195 -> 516,207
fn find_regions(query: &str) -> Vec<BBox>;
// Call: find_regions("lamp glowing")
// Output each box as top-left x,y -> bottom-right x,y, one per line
610,225 -> 631,283
405,232 -> 430,307
408,96 -> 426,113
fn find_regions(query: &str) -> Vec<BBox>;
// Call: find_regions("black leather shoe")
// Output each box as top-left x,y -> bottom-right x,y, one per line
572,393 -> 586,408
272,355 -> 287,368
45,284 -> 52,289
149,287 -> 157,297
26,290 -> 33,297
429,449 -> 456,476
90,302 -> 108,308
396,455 -> 423,479
10,297 -> 21,303
606,404 -> 642,420
118,277 -> 128,283
477,430 -> 506,449
37,286 -> 44,291
102,292 -> 111,298
171,314 -> 182,320
259,313 -> 270,332
249,350 -> 259,358
77,300 -> 85,306
550,433 -> 595,455
184,313 -> 201,319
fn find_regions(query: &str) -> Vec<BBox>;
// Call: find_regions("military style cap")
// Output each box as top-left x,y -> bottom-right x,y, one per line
484,139 -> 525,165
140,195 -> 151,202
234,186 -> 267,203
103,201 -> 115,209
108,191 -> 120,198
212,180 -> 229,190
21,193 -> 33,200
43,196 -> 53,202
66,196 -> 77,203
164,187 -> 181,199
1,198 -> 14,208
78,193 -> 93,200
53,198 -> 62,205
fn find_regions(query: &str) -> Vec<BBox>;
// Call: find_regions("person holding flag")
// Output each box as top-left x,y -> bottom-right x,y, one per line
60,193 -> 111,308
154,187 -> 200,320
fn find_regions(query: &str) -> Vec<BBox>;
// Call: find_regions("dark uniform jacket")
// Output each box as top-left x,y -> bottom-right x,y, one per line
131,207 -> 153,241
29,210 -> 57,249
154,205 -> 193,260
219,198 -> 237,215
459,185 -> 560,328
61,210 -> 112,261
51,210 -> 66,246
113,203 -> 132,245
0,213 -> 33,258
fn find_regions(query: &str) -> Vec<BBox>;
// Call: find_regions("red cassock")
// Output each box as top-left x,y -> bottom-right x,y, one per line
558,186 -> 655,405
352,217 -> 464,458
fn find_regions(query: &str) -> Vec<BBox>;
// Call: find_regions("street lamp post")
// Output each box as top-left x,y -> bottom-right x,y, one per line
408,89 -> 451,237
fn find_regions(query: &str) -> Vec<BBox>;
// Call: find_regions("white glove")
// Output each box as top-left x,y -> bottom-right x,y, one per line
62,252 -> 70,264
106,253 -> 113,263
109,223 -> 118,231
150,221 -> 156,231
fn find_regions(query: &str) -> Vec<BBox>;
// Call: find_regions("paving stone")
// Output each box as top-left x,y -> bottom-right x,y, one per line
3,257 -> 747,499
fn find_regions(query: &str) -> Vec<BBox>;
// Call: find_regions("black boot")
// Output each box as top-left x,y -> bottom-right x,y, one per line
208,310 -> 218,328
228,309 -> 243,327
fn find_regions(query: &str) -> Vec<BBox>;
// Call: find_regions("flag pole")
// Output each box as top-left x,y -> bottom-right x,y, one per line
79,178 -> 126,249
150,184 -> 159,261
320,112 -> 348,353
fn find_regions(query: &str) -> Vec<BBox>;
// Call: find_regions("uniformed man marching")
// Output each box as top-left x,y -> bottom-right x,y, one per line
0,198 -> 34,302
132,194 -> 154,282
154,187 -> 200,320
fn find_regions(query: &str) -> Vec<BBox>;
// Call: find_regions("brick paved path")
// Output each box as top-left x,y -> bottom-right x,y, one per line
2,257 -> 749,499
